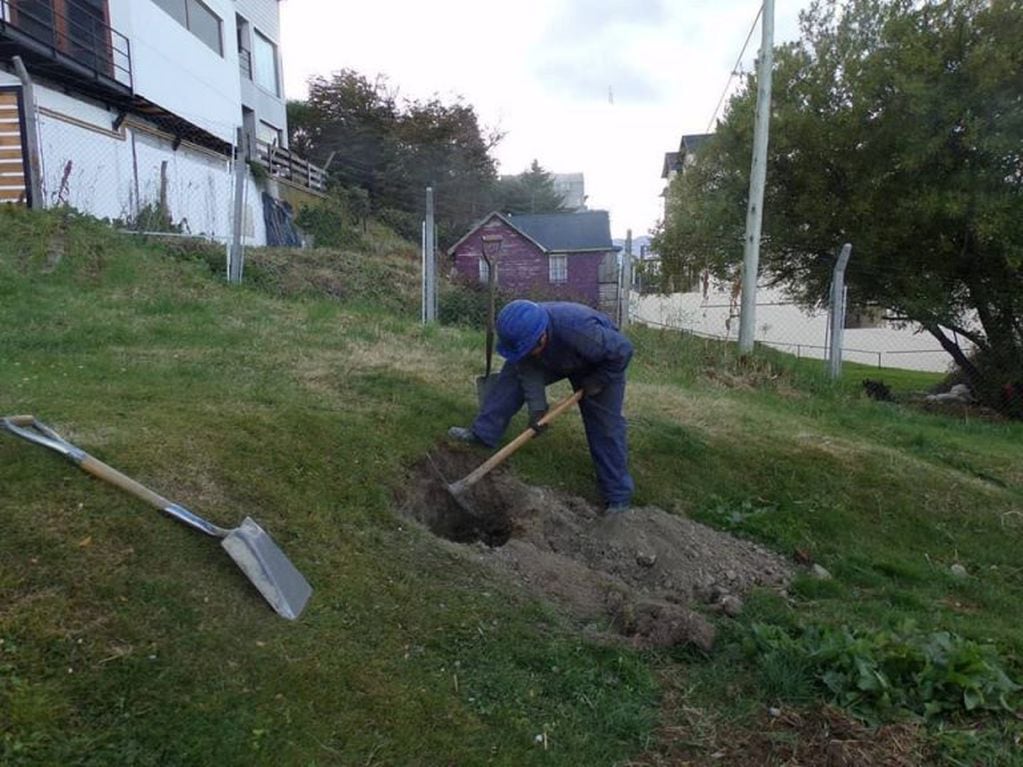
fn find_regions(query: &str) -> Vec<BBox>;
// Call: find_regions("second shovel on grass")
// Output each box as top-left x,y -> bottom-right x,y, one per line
1,415 -> 312,620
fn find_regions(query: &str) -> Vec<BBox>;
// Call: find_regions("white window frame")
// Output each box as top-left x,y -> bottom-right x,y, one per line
478,257 -> 490,284
152,0 -> 223,56
252,29 -> 280,96
548,254 -> 567,284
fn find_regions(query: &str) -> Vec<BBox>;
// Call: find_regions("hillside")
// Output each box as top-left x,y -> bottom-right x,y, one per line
1,207 -> 1021,766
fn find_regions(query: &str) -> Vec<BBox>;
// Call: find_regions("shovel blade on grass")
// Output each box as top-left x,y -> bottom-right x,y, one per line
220,517 -> 312,620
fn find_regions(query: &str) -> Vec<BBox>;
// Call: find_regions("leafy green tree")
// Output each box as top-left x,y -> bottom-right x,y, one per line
655,0 -> 1023,409
287,69 -> 500,243
493,160 -> 568,214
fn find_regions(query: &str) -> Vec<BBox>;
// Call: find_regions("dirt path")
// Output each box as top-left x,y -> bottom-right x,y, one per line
398,447 -> 793,650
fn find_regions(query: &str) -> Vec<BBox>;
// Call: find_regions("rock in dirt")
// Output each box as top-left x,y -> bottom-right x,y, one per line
720,595 -> 744,617
811,564 -> 832,580
398,448 -> 794,651
636,551 -> 657,568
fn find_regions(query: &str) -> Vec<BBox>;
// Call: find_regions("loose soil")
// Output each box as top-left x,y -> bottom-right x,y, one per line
398,446 -> 793,651
626,703 -> 928,766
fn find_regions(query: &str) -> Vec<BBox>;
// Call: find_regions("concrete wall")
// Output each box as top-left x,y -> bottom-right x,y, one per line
108,0 -> 242,146
0,69 -> 265,245
633,284 -> 959,373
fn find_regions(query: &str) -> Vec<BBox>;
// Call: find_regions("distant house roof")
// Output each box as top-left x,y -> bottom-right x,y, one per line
679,133 -> 712,158
507,211 -> 614,252
661,151 -> 681,179
447,210 -> 616,255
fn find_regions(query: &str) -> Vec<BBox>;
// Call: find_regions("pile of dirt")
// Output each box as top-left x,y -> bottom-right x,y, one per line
398,447 -> 793,651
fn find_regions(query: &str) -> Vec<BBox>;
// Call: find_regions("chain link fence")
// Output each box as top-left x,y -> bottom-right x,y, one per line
629,274 -> 960,375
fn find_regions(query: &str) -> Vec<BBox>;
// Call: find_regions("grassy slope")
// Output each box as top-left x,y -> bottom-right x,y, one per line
1,208 -> 1020,765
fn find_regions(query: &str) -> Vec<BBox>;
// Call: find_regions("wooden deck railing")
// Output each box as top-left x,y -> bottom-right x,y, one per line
255,141 -> 328,194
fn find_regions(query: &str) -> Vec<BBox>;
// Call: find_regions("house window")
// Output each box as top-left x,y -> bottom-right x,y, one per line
478,257 -> 490,284
257,120 -> 281,147
549,254 -> 567,284
236,14 -> 252,79
253,30 -> 280,96
152,0 -> 223,55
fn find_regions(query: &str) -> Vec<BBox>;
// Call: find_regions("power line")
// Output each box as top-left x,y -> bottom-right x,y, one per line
704,2 -> 765,135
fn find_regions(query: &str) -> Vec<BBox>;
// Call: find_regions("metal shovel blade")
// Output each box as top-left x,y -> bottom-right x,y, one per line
475,373 -> 501,408
220,517 -> 312,620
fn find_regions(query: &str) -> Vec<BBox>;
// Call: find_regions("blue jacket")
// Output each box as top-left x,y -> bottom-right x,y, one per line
513,302 -> 633,411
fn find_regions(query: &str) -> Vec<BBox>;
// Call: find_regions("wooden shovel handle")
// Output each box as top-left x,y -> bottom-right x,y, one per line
453,389 -> 584,494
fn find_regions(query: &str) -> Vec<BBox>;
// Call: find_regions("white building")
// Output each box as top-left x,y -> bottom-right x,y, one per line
551,172 -> 586,212
0,0 -> 323,244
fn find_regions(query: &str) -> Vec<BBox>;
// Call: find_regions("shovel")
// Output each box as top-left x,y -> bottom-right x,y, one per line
445,389 -> 584,517
1,416 -> 312,620
475,237 -> 502,407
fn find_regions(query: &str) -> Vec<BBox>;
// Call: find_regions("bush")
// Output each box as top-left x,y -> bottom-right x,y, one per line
295,195 -> 365,250
439,277 -> 507,328
746,622 -> 1021,724
375,207 -> 420,242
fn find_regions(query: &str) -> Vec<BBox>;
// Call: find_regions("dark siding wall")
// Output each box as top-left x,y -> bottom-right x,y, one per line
450,217 -> 609,307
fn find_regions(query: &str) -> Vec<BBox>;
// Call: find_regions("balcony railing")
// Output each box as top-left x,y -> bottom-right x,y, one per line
0,0 -> 132,91
256,140 -> 328,194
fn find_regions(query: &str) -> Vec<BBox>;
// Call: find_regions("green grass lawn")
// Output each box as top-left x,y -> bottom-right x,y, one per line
1,207 -> 1021,765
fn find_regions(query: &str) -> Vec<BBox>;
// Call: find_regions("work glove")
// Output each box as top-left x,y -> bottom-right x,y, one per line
581,377 -> 604,399
528,409 -> 549,436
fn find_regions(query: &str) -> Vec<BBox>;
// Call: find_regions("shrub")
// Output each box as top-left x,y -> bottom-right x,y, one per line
746,622 -> 1021,724
295,195 -> 364,249
439,277 -> 506,328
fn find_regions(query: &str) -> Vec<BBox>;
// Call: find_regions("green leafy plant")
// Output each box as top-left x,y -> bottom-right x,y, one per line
747,623 -> 1021,724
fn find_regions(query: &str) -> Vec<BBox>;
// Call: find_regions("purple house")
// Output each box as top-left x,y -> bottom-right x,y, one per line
448,211 -> 619,309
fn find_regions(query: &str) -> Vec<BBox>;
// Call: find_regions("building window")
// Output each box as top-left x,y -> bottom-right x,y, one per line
478,257 -> 490,284
152,0 -> 223,56
253,30 -> 279,96
257,120 -> 281,147
549,254 -> 567,284
237,15 -> 252,79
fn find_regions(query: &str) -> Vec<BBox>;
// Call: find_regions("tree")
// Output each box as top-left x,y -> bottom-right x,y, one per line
493,160 -> 568,214
655,0 -> 1023,410
287,69 -> 501,243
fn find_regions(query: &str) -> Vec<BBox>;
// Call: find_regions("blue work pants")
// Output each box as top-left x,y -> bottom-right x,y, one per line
471,365 -> 634,506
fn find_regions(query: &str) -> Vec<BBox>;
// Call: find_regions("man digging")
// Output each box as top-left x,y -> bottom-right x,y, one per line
449,299 -> 634,514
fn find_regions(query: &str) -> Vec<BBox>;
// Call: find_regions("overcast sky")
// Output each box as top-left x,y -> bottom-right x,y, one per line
279,0 -> 806,240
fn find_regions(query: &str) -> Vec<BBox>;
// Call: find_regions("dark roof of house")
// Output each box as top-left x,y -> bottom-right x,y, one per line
506,210 -> 614,252
679,133 -> 712,156
447,210 -> 617,255
661,151 -> 681,179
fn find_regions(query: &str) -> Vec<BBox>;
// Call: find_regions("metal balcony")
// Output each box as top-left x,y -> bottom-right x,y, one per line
0,0 -> 132,97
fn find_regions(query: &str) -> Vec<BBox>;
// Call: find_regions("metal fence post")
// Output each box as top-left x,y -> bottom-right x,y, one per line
12,56 -> 43,209
424,187 -> 436,322
828,243 -> 852,380
228,127 -> 248,284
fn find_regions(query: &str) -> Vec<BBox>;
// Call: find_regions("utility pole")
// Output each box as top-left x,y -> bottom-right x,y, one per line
424,187 -> 436,322
828,243 -> 852,380
738,0 -> 775,354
